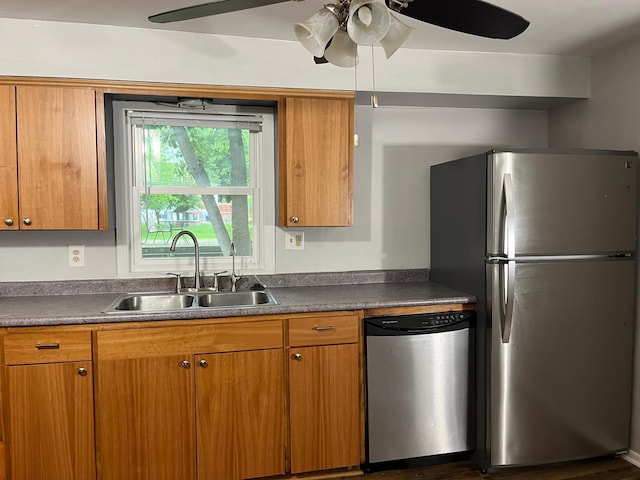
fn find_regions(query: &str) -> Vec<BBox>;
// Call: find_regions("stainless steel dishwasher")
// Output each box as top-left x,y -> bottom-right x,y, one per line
364,310 -> 475,470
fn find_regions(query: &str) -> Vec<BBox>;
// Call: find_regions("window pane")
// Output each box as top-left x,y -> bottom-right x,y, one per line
143,125 -> 251,187
140,194 -> 253,259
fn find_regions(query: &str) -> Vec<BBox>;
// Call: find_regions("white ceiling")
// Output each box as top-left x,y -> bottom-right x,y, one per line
2,0 -> 640,57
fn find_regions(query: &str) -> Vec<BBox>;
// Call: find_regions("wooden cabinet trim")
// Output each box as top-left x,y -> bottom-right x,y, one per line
0,85 -> 18,231
0,76 -> 354,101
4,331 -> 92,365
95,88 -> 109,230
95,320 -> 283,360
363,303 -> 473,317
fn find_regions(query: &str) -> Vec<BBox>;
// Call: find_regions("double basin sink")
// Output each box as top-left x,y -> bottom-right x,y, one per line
105,290 -> 277,313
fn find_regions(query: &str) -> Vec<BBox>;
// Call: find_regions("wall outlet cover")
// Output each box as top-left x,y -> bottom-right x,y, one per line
68,245 -> 85,267
284,231 -> 304,250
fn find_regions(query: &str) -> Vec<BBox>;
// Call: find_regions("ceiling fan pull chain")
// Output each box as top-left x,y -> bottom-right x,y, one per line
354,60 -> 360,147
370,45 -> 379,108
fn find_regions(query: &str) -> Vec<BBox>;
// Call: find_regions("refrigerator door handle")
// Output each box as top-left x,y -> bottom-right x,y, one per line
503,173 -> 516,259
501,259 -> 515,343
501,174 -> 516,343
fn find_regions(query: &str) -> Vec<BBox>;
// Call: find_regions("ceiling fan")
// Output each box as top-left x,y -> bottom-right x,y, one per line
149,0 -> 529,67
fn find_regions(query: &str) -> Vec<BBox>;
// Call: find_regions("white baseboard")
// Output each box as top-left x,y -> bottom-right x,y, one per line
623,449 -> 640,468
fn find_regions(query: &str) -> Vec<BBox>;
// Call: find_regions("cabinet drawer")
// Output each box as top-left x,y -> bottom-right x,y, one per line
288,314 -> 359,347
4,331 -> 92,365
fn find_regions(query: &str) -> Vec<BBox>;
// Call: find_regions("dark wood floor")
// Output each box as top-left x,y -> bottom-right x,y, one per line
338,457 -> 640,479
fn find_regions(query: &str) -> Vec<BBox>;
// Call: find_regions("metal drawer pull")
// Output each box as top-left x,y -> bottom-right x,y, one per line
35,343 -> 60,350
313,326 -> 335,332
78,368 -> 88,377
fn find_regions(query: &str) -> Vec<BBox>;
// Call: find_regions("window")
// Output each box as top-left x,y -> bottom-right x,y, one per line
113,100 -> 275,278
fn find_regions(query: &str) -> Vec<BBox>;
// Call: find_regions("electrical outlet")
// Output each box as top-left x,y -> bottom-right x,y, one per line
68,245 -> 85,267
284,231 -> 304,250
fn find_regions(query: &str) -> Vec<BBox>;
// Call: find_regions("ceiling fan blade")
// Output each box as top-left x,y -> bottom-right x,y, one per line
149,0 -> 290,23
399,0 -> 529,39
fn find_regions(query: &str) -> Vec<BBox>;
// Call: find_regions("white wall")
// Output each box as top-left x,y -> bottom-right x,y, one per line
547,36 -> 640,454
0,18 -> 553,282
276,105 -> 547,273
0,103 -> 547,281
0,18 -> 589,99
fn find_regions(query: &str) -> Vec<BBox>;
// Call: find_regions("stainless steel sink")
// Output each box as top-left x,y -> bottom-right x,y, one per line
105,290 -> 277,313
109,293 -> 196,312
197,291 -> 276,308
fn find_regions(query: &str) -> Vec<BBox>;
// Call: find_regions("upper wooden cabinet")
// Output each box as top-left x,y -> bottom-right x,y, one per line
0,84 -> 107,230
279,95 -> 354,227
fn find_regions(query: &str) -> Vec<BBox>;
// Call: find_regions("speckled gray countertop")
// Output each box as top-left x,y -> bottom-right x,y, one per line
0,269 -> 475,327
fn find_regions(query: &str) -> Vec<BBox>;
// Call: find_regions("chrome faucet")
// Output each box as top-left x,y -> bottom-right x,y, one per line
169,230 -> 201,291
230,242 -> 242,292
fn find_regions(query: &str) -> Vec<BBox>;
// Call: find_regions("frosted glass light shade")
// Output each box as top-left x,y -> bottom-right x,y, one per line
380,13 -> 414,58
346,0 -> 390,45
293,8 -> 340,58
324,29 -> 359,67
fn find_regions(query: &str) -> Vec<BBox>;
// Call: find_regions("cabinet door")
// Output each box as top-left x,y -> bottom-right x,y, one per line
289,343 -> 360,473
6,361 -> 95,480
196,349 -> 284,480
0,85 -> 18,230
95,355 -> 196,480
16,85 -> 98,229
280,96 -> 354,227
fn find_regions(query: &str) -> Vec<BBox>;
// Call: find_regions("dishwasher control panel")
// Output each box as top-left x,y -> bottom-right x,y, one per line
365,310 -> 474,334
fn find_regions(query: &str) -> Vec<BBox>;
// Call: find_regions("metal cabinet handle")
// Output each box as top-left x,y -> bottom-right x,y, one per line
22,218 -> 32,226
292,353 -> 302,361
4,218 -> 13,226
77,368 -> 88,377
181,360 -> 191,369
290,216 -> 299,224
36,343 -> 60,350
199,359 -> 208,368
313,326 -> 335,332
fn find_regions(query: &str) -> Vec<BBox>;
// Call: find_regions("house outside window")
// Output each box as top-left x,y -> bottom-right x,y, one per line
112,100 -> 276,278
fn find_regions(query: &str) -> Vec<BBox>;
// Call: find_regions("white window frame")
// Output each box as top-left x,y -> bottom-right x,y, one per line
113,100 -> 276,279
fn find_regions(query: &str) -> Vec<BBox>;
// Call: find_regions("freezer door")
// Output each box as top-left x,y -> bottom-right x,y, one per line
487,151 -> 638,256
487,258 -> 634,467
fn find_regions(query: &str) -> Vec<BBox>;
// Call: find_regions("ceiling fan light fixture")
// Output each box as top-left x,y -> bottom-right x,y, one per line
379,12 -> 414,58
346,0 -> 391,45
324,28 -> 359,67
293,7 -> 340,57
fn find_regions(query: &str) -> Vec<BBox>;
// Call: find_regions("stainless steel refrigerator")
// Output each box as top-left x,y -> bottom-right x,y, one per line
430,149 -> 637,471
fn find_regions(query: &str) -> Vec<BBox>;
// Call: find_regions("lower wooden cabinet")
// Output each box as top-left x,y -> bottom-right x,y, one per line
289,343 -> 360,473
94,321 -> 284,480
3,330 -> 95,480
196,350 -> 284,479
95,354 -> 196,480
288,312 -> 362,474
6,361 -> 96,480
0,310 -> 373,480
